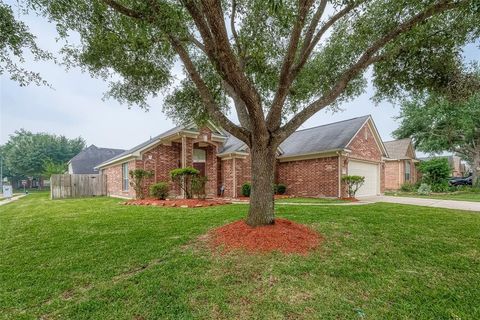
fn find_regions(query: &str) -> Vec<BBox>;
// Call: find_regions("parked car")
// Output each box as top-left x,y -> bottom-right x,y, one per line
449,175 -> 472,186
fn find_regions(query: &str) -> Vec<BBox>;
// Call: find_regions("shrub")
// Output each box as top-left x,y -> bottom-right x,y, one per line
150,182 -> 169,200
431,181 -> 450,193
419,158 -> 451,190
241,182 -> 251,197
170,167 -> 199,199
191,175 -> 208,200
275,183 -> 286,195
417,183 -> 432,195
341,175 -> 365,198
400,182 -> 416,192
129,169 -> 154,199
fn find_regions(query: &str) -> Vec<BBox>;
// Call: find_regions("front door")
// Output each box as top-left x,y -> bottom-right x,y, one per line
193,162 -> 206,176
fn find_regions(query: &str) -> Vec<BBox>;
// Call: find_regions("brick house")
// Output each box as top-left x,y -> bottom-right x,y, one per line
383,138 -> 419,190
96,115 -> 388,198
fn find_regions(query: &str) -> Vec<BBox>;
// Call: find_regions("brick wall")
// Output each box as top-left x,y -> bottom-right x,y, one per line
347,124 -> 383,162
385,159 -> 418,190
103,159 -> 137,198
277,156 -> 340,197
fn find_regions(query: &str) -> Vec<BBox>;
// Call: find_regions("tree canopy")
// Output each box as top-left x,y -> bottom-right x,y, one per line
394,67 -> 480,184
1,130 -> 85,178
8,0 -> 480,225
0,1 -> 51,85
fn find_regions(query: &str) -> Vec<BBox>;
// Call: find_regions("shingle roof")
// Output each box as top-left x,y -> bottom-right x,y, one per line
97,115 -> 382,167
383,138 -> 413,160
97,126 -> 183,167
69,145 -> 125,174
279,116 -> 371,156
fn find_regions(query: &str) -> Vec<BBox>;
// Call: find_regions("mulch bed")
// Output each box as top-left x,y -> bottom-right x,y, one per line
124,198 -> 231,208
209,218 -> 321,255
340,197 -> 359,202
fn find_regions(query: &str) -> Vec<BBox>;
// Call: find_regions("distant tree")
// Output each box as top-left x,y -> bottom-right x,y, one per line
16,0 -> 480,225
42,160 -> 67,179
0,1 -> 51,85
1,129 -> 85,179
394,69 -> 480,185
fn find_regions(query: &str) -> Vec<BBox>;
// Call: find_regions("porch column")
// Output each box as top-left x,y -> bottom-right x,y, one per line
181,135 -> 186,198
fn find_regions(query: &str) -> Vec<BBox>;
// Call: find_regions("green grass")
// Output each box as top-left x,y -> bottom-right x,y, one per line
1,193 -> 479,319
385,190 -> 480,202
275,197 -> 347,203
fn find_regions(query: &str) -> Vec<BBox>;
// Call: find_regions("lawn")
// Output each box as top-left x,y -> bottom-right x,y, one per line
385,190 -> 480,202
1,193 -> 479,319
275,197 -> 347,203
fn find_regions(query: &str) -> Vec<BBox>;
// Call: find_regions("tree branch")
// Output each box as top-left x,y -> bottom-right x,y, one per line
266,1 -> 358,131
275,0 -> 465,145
102,0 -> 144,19
266,0 -> 315,131
169,36 -> 250,143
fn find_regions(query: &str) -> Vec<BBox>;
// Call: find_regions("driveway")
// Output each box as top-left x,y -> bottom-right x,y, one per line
360,195 -> 480,212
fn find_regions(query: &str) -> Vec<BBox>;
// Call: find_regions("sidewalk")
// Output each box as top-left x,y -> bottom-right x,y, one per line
359,196 -> 480,212
0,194 -> 26,206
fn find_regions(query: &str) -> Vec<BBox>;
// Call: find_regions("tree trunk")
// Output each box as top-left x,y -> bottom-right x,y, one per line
246,143 -> 276,226
473,150 -> 480,187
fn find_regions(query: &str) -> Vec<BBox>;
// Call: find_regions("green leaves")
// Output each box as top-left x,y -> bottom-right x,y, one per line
1,129 -> 85,178
0,1 -> 52,86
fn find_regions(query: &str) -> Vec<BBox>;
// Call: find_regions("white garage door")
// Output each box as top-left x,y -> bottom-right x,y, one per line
348,161 -> 379,197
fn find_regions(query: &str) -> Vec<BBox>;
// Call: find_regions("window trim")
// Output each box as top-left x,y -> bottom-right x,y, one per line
404,160 -> 411,182
122,162 -> 129,191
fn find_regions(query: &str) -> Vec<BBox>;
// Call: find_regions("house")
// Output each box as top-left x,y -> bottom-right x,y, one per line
418,155 -> 470,177
96,115 -> 388,199
383,138 -> 419,190
68,145 -> 125,174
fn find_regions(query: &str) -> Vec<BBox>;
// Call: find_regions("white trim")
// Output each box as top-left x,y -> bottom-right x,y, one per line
277,149 -> 346,162
232,157 -> 237,198
337,153 -> 342,197
218,152 -> 249,159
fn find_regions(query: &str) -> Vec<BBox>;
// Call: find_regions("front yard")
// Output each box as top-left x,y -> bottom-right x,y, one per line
385,190 -> 480,202
1,193 -> 479,319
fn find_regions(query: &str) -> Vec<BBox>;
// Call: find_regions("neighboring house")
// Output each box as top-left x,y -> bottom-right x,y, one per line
418,155 -> 470,177
383,138 -> 419,190
68,145 -> 125,174
96,115 -> 388,199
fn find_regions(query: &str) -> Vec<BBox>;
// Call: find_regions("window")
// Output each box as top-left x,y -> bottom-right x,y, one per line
404,160 -> 411,182
193,149 -> 206,163
122,163 -> 129,191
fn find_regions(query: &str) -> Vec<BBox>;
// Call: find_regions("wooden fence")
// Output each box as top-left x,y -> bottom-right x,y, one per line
50,174 -> 107,199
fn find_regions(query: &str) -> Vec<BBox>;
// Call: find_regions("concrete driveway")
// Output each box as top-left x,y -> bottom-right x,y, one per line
360,195 -> 480,212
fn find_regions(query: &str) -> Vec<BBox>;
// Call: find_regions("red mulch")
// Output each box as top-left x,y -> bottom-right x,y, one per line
340,197 -> 359,202
209,218 -> 321,255
124,198 -> 231,208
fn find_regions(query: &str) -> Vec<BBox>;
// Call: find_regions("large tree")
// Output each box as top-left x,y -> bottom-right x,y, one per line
394,70 -> 480,185
1,129 -> 85,178
16,0 -> 480,225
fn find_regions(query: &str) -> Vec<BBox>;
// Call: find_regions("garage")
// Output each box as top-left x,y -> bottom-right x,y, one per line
348,160 -> 379,196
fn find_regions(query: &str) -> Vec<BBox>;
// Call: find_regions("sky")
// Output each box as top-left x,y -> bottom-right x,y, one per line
1,3 -> 479,154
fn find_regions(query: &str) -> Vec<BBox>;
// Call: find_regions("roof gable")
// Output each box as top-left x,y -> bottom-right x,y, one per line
70,145 -> 125,174
384,138 -> 415,160
279,115 -> 375,157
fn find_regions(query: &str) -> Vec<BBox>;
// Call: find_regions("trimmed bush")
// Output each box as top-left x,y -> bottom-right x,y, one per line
170,167 -> 199,199
129,169 -> 154,199
241,182 -> 251,197
192,176 -> 208,200
417,183 -> 432,195
400,182 -> 416,192
150,182 -> 169,200
275,183 -> 286,195
341,175 -> 365,198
